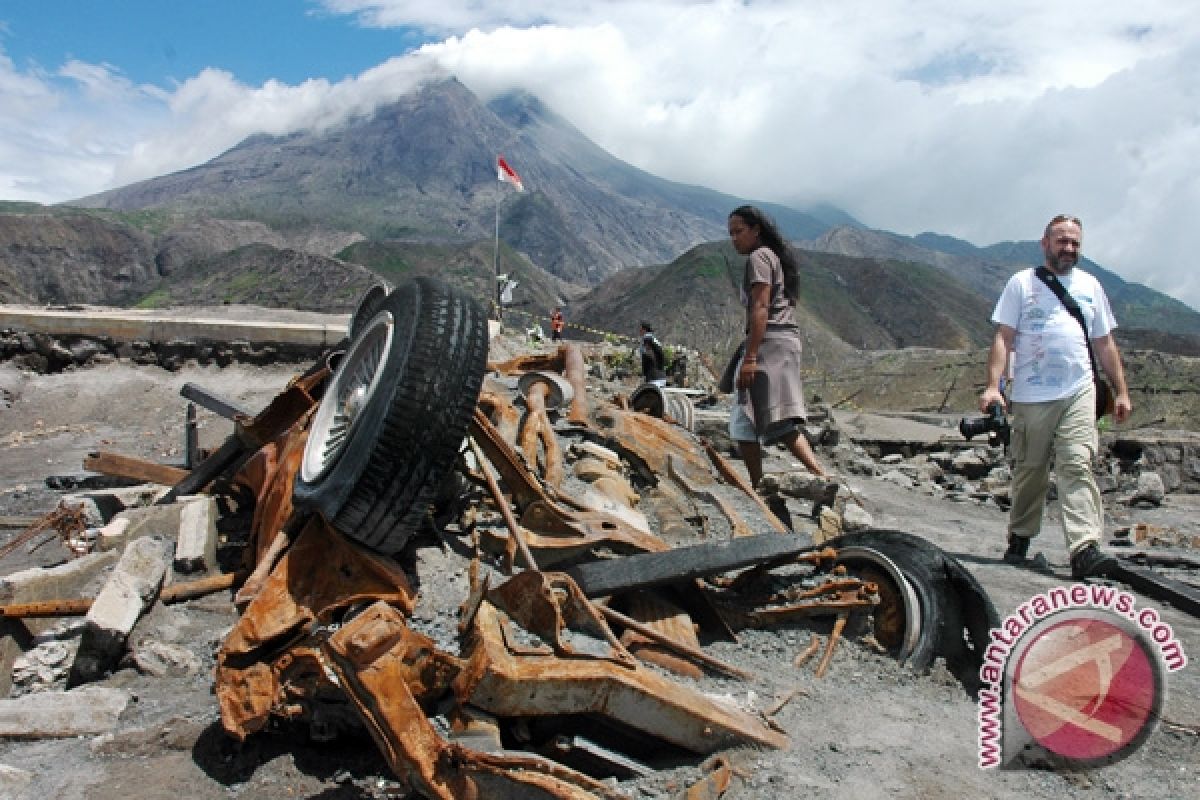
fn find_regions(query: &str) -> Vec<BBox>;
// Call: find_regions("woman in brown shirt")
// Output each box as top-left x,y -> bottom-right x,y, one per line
727,205 -> 829,488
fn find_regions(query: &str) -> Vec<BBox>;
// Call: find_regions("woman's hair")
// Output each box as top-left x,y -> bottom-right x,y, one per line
729,205 -> 799,302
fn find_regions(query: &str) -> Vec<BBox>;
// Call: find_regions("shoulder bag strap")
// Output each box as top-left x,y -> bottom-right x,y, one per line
1034,266 -> 1101,378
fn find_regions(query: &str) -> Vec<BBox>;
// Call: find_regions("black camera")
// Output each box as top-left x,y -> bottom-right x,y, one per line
959,402 -> 1010,447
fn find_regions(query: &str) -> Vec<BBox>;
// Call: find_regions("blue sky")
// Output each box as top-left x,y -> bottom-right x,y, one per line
0,1 -> 421,86
2,1 -> 1199,311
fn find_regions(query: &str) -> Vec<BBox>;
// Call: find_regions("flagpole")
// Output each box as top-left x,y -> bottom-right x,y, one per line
493,193 -> 501,321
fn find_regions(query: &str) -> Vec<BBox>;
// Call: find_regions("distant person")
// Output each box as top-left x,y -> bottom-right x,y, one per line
638,321 -> 667,387
726,205 -> 831,492
978,213 -> 1131,579
550,307 -> 565,341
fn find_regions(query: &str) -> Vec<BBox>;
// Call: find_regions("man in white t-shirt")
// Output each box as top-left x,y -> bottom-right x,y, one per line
979,214 -> 1131,579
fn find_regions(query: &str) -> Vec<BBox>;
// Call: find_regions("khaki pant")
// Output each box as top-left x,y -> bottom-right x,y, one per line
1008,383 -> 1102,556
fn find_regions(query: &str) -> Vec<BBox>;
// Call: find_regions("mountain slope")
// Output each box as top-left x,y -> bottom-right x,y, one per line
568,242 -> 996,369
811,226 -> 1200,335
73,78 -> 834,286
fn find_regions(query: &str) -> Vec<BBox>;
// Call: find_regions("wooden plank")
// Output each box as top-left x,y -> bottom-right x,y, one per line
564,533 -> 815,598
84,451 -> 189,486
1111,561 -> 1200,618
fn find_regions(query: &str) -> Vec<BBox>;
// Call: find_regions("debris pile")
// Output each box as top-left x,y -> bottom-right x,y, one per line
2,279 -> 1195,797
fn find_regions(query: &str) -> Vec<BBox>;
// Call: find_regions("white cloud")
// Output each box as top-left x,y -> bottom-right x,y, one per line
1,0 -> 1199,311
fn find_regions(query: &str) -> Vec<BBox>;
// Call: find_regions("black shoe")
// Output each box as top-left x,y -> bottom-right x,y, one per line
1003,535 -> 1031,565
1071,542 -> 1117,580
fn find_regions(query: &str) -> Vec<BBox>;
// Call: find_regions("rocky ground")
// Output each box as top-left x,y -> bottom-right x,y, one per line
0,325 -> 1197,800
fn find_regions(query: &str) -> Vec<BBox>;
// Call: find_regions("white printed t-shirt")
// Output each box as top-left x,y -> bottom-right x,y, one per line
991,267 -> 1117,403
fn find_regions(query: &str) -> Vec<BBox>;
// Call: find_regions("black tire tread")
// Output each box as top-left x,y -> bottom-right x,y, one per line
295,277 -> 487,554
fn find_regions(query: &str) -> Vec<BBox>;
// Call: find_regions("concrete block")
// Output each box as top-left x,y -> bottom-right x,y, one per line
97,503 -> 183,552
0,551 -> 119,608
96,515 -> 132,551
0,551 -> 119,696
68,536 -> 168,686
0,687 -> 131,738
61,484 -> 168,526
173,495 -> 218,574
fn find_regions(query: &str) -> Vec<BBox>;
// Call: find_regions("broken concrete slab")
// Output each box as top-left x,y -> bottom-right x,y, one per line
173,495 -> 218,574
60,484 -> 169,528
0,686 -> 131,738
0,551 -> 119,608
97,502 -> 186,552
0,550 -> 119,696
68,536 -> 168,686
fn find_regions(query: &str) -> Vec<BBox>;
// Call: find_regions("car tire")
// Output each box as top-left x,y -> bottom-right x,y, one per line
826,529 -> 978,673
293,277 -> 488,555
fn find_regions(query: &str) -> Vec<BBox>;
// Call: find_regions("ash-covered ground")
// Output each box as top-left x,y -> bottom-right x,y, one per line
0,328 -> 1197,800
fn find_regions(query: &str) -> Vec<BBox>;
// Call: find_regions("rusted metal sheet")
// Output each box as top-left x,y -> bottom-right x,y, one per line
322,600 -> 624,800
519,500 -> 669,557
455,573 -> 788,754
593,408 -> 713,486
215,516 -> 418,739
220,517 -> 415,660
471,408 -> 669,561
616,590 -> 704,679
238,423 -> 310,569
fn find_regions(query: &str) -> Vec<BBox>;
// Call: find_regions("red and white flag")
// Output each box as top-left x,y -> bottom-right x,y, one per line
497,155 -> 524,192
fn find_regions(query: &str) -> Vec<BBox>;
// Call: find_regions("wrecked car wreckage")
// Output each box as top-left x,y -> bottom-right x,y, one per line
9,278 -> 1002,799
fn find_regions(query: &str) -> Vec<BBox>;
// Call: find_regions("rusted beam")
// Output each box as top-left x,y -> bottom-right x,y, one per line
0,571 -> 243,618
83,451 -> 189,486
596,603 -> 751,680
561,344 -> 591,426
814,611 -> 849,679
793,634 -> 821,668
469,437 -> 539,573
702,440 -> 788,535
0,598 -> 92,618
457,601 -> 789,754
162,571 -> 243,604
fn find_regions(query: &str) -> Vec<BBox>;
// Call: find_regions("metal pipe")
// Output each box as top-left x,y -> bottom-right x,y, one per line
468,436 -> 539,573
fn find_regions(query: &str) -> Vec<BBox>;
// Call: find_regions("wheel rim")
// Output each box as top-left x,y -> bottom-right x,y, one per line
834,546 -> 922,664
301,310 -> 394,483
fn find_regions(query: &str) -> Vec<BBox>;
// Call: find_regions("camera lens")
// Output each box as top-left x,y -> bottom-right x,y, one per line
959,417 -> 989,440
